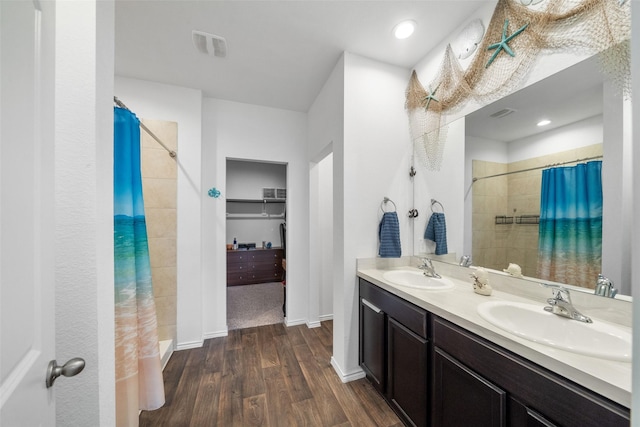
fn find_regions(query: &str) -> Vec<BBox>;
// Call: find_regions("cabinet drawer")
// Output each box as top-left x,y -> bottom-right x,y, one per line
249,250 -> 283,263
248,262 -> 283,272
250,270 -> 283,282
227,252 -> 247,264
227,272 -> 248,286
432,317 -> 629,427
359,279 -> 428,339
247,264 -> 283,275
227,263 -> 247,274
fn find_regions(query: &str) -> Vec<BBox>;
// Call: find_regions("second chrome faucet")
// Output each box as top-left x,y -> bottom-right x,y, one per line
419,258 -> 441,279
543,285 -> 592,323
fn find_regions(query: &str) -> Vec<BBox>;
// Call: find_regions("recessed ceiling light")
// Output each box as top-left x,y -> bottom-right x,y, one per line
394,20 -> 416,39
537,119 -> 551,127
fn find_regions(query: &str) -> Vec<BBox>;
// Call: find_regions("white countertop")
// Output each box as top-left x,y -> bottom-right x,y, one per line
357,262 -> 631,408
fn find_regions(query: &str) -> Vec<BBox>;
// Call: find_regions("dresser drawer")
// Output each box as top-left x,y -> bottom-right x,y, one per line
249,250 -> 283,263
227,249 -> 284,286
227,251 -> 248,264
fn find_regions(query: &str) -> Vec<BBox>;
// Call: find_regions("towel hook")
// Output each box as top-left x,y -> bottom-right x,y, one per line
431,199 -> 444,213
380,197 -> 397,213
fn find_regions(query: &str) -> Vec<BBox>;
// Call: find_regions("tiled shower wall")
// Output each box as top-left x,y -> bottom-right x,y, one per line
472,143 -> 603,276
141,119 -> 177,343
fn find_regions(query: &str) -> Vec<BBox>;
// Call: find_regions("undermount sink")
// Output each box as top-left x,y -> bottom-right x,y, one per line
477,301 -> 631,362
382,270 -> 455,290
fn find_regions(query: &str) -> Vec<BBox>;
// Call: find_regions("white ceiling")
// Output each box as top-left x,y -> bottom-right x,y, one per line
114,1 -> 489,112
465,54 -> 605,142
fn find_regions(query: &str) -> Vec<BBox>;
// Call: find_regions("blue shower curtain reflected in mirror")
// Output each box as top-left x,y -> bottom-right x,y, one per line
537,161 -> 602,288
114,106 -> 165,426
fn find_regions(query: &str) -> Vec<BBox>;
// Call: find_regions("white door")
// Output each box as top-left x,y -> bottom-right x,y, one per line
1,0 -> 57,425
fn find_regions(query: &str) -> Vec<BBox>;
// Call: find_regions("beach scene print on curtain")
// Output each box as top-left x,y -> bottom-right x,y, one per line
114,106 -> 165,426
537,161 -> 602,288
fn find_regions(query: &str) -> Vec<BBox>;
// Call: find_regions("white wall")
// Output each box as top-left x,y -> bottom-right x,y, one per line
318,153 -> 334,319
333,52 -> 412,380
602,83 -> 632,296
413,118 -> 465,258
630,2 -> 640,419
55,1 -> 115,425
508,115 -> 603,162
202,98 -> 308,337
114,76 -> 203,349
308,56 -> 344,328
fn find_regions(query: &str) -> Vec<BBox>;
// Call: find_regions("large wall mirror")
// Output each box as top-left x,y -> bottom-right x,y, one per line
416,49 -> 631,298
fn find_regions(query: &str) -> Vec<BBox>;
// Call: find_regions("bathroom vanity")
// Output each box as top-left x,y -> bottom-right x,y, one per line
357,259 -> 631,427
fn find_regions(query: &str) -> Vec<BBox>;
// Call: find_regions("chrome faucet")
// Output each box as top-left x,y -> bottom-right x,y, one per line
543,286 -> 592,323
418,258 -> 441,278
594,274 -> 617,298
459,255 -> 472,267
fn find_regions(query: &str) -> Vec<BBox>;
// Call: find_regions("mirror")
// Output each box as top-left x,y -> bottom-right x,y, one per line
418,51 -> 631,297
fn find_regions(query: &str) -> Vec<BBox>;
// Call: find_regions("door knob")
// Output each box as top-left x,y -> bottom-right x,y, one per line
46,357 -> 85,388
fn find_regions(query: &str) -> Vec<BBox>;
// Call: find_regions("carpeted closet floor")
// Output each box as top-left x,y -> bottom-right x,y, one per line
227,281 -> 284,330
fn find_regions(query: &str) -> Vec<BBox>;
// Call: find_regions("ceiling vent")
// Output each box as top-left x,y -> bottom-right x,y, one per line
489,108 -> 516,119
192,30 -> 227,58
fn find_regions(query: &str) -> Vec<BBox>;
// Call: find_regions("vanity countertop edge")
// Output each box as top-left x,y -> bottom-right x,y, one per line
356,262 -> 631,409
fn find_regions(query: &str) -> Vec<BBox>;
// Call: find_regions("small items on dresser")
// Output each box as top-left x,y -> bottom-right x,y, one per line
471,267 -> 492,296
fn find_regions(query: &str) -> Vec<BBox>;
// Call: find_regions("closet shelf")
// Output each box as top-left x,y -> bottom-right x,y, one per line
227,198 -> 286,203
226,213 -> 286,219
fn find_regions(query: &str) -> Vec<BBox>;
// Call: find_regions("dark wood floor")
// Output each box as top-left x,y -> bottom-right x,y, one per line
140,321 -> 402,426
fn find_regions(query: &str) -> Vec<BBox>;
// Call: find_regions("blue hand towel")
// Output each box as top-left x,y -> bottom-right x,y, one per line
425,212 -> 448,255
378,212 -> 401,258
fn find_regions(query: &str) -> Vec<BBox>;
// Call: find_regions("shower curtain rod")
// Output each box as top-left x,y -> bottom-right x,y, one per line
114,96 -> 177,158
472,155 -> 603,183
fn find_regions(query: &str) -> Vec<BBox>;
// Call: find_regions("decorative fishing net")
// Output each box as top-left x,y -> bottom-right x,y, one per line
406,0 -> 630,171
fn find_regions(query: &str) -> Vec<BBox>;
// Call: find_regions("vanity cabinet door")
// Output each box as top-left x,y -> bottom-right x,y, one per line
359,297 -> 386,393
508,397 -> 557,427
387,317 -> 428,427
433,347 -> 506,427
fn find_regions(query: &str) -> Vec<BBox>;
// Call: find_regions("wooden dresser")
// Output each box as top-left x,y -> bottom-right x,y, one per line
227,248 -> 285,286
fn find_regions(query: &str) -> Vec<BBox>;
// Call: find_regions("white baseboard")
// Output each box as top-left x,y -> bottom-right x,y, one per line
159,339 -> 174,370
307,320 -> 321,328
330,356 -> 365,383
176,339 -> 204,351
285,317 -> 307,327
319,314 -> 333,322
203,329 -> 229,340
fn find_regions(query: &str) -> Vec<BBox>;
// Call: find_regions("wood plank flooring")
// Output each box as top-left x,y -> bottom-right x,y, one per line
140,321 -> 402,426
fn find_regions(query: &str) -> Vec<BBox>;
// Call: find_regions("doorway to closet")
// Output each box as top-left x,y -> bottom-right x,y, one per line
226,159 -> 287,330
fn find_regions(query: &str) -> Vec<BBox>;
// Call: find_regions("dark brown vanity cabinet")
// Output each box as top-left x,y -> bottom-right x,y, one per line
359,279 -> 429,427
432,317 -> 630,427
358,278 -> 630,427
433,347 -> 506,427
359,296 -> 385,393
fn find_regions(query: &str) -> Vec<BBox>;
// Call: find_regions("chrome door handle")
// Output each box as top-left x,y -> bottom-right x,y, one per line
46,357 -> 85,388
